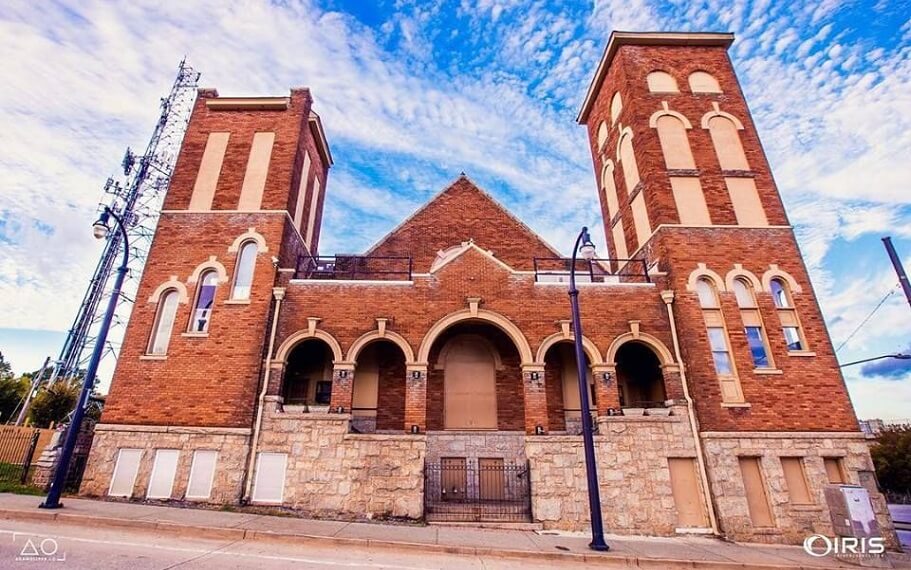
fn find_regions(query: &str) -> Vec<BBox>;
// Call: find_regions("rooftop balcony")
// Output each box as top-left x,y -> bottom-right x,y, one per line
532,257 -> 651,284
294,255 -> 413,281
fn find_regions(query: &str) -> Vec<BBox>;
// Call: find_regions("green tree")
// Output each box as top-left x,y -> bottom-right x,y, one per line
871,425 -> 911,496
0,375 -> 29,423
0,351 -> 14,379
27,380 -> 79,428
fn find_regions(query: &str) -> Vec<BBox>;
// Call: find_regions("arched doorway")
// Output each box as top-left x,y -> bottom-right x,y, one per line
351,340 -> 407,432
426,323 -> 524,431
616,342 -> 667,411
543,343 -> 595,433
282,339 -> 334,410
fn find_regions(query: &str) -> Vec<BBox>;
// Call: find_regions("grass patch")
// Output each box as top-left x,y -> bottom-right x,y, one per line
0,481 -> 44,496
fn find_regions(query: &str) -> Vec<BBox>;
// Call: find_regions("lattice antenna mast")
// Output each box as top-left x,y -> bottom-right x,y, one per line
52,60 -> 200,385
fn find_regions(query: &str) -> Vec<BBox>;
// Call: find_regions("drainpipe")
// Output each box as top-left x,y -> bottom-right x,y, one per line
661,289 -> 720,535
242,286 -> 285,503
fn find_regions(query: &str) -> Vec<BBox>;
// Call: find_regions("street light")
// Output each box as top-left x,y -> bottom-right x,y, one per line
41,206 -> 129,509
839,353 -> 911,368
568,226 -> 609,552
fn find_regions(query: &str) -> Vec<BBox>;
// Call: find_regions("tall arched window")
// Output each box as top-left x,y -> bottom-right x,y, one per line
190,270 -> 218,333
601,160 -> 619,219
696,278 -> 744,402
647,71 -> 678,93
708,116 -> 749,170
656,115 -> 695,169
148,290 -> 179,355
618,132 -> 640,194
733,278 -> 773,369
689,71 -> 722,93
596,121 -> 608,150
231,241 -> 257,300
610,92 -> 623,125
770,278 -> 806,351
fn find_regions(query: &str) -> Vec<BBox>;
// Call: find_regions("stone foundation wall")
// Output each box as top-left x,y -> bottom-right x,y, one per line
257,405 -> 425,519
526,406 -> 702,535
424,431 -> 526,464
701,431 -> 899,549
79,423 -> 250,503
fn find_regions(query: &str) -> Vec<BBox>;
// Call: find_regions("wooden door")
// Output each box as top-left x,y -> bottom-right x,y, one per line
440,457 -> 467,501
478,458 -> 505,501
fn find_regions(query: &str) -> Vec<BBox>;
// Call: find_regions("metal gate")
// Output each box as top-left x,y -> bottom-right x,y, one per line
0,428 -> 41,485
424,459 -> 532,522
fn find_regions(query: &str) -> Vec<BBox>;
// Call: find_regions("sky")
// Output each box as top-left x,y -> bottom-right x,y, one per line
0,0 -> 909,420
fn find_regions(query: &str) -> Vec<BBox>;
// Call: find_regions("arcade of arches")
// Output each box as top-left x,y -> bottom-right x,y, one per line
278,323 -> 671,434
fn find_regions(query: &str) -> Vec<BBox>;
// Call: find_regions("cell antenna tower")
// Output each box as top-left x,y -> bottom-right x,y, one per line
51,60 -> 200,386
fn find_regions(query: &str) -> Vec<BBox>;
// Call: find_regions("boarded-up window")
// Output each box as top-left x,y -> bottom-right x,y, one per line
630,193 -> 651,249
441,457 -> 467,501
647,71 -> 678,93
611,221 -> 628,260
670,177 -> 711,225
238,132 -> 275,210
108,449 -> 142,498
147,449 -> 179,499
781,457 -> 813,504
725,178 -> 768,226
189,132 -> 230,211
601,162 -> 619,219
708,117 -> 749,170
739,457 -> 774,527
252,452 -> 287,504
618,134 -> 640,193
305,177 -> 322,249
656,115 -> 695,169
186,450 -> 218,499
596,121 -> 608,150
610,92 -> 623,125
689,71 -> 722,93
443,336 -> 498,430
824,458 -> 847,484
668,458 -> 708,528
479,458 -> 506,501
292,152 -> 312,231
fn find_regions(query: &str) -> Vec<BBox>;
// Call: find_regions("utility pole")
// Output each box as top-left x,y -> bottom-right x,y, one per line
882,237 -> 911,311
15,356 -> 50,426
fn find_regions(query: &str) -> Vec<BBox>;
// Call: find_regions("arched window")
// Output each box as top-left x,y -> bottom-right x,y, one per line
618,132 -> 640,194
770,278 -> 806,351
610,92 -> 623,125
231,241 -> 257,300
596,121 -> 608,151
708,116 -> 749,170
655,115 -> 695,169
733,278 -> 773,369
689,71 -> 722,93
148,290 -> 179,355
696,277 -> 744,402
601,160 -> 619,219
190,270 -> 218,333
647,71 -> 678,93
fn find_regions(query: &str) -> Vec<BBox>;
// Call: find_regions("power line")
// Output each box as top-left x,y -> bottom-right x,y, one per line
835,284 -> 899,353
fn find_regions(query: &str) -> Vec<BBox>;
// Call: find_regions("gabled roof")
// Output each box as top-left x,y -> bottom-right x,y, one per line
364,175 -> 562,272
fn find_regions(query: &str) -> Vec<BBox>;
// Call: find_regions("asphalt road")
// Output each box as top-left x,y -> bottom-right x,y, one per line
0,519 -> 575,570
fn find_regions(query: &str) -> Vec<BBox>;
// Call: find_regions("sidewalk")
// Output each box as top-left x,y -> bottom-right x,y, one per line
1,493 -> 908,569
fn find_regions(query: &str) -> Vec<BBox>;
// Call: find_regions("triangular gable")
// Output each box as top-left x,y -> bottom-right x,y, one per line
365,175 -> 562,272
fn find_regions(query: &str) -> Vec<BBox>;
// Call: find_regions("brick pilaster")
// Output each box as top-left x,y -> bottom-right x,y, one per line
522,364 -> 548,434
404,363 -> 427,433
592,364 -> 621,414
329,362 -> 356,412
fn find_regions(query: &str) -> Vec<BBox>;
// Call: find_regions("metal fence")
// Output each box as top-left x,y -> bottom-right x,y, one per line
295,255 -> 413,281
424,459 -> 531,522
0,428 -> 41,485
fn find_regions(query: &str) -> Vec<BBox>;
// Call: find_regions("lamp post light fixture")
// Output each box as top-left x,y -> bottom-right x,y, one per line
838,353 -> 911,368
568,226 -> 609,552
41,206 -> 129,509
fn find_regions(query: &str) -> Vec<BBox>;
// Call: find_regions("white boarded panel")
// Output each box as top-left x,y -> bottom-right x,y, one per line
108,449 -> 142,497
186,450 -> 218,499
189,132 -> 229,211
238,132 -> 275,210
147,449 -> 179,499
670,177 -> 711,225
252,452 -> 287,504
726,177 -> 768,226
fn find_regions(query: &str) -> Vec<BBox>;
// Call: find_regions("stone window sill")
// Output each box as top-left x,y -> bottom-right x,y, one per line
790,504 -> 822,512
721,402 -> 752,408
139,354 -> 167,361
753,368 -> 783,375
182,332 -> 209,338
787,351 -> 816,357
224,298 -> 251,305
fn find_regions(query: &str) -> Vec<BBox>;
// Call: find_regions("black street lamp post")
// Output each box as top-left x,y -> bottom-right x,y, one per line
41,206 -> 129,509
568,226 -> 609,552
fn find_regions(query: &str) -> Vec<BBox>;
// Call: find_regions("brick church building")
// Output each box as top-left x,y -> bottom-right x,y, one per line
81,32 -> 897,546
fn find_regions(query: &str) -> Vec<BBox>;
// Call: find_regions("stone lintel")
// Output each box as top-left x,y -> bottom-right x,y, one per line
700,431 -> 867,440
94,423 -> 251,436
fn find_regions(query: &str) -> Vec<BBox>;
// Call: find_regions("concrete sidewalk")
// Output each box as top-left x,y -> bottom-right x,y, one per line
0,493 -> 907,569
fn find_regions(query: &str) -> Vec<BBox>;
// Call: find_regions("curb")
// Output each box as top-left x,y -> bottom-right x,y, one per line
0,507 -> 836,569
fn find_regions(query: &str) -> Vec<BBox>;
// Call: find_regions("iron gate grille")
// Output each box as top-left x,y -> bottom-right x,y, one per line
0,429 -> 40,485
424,459 -> 531,522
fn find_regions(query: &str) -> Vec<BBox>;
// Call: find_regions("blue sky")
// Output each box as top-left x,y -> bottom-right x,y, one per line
0,1 -> 909,419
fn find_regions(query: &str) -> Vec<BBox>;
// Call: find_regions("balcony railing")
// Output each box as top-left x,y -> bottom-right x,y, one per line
294,255 -> 413,281
532,257 -> 650,284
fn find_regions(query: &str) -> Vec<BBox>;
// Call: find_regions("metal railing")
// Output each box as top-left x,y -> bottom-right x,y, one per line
0,429 -> 40,485
424,459 -> 531,522
294,255 -> 413,281
532,257 -> 650,284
